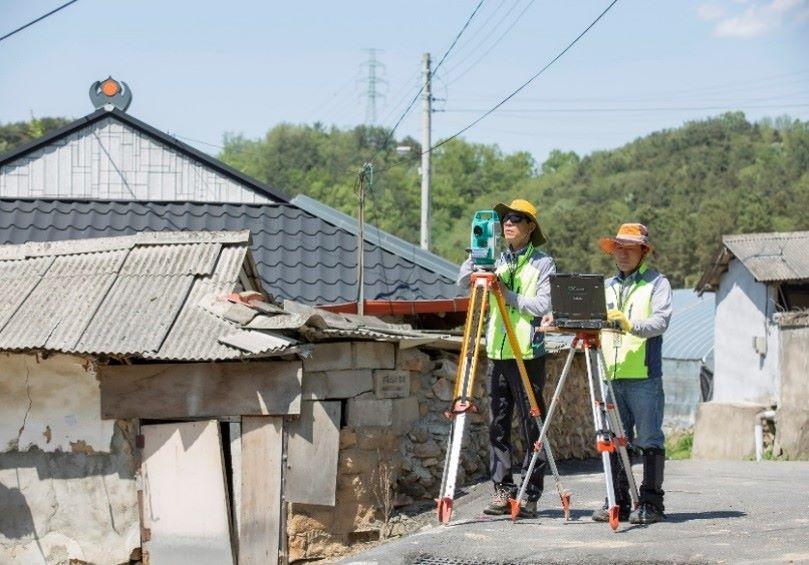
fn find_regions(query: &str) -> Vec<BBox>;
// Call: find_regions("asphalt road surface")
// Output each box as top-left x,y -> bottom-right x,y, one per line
340,459 -> 809,564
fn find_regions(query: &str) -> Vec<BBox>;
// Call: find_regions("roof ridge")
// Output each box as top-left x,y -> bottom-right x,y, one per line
290,194 -> 460,280
0,230 -> 250,260
725,230 -> 809,241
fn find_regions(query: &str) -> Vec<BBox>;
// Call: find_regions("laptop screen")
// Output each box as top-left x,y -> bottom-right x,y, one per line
550,274 -> 608,325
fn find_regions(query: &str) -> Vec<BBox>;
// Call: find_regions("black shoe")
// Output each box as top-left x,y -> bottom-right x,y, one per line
517,500 -> 538,518
629,502 -> 665,524
483,487 -> 511,515
591,503 -> 631,522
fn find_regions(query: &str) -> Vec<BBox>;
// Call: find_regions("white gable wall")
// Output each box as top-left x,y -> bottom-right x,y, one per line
712,258 -> 780,405
0,116 -> 273,203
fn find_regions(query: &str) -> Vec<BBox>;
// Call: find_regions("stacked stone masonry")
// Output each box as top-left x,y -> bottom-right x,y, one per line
288,342 -> 596,562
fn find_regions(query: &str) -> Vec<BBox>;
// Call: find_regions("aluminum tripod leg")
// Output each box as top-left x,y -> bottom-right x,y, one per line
584,343 -> 620,530
511,345 -> 576,521
437,275 -> 488,524
596,348 -> 640,509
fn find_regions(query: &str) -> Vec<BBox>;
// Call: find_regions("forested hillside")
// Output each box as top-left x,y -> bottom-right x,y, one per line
218,112 -> 809,287
3,112 -> 807,287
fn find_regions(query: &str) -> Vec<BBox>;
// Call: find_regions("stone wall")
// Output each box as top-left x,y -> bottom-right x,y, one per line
287,345 -> 427,561
400,348 -> 596,503
286,344 -> 596,562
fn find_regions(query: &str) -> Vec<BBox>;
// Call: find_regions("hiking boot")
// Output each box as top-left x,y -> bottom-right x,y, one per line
517,500 -> 538,518
483,487 -> 511,515
591,502 -> 631,523
630,502 -> 665,524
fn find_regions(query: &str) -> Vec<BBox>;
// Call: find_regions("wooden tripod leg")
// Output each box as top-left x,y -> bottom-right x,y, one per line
436,276 -> 489,524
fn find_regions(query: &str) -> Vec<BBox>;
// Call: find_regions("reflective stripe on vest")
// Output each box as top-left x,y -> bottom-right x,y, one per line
601,263 -> 654,379
485,245 -> 544,360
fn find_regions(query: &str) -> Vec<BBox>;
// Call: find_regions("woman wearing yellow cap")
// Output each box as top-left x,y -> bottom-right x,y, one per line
594,223 -> 672,525
458,199 -> 555,518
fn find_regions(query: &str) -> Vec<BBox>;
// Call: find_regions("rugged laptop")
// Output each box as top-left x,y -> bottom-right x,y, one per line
550,274 -> 614,330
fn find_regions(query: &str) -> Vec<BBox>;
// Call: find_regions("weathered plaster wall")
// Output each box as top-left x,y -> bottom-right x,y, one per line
0,353 -> 139,564
777,323 -> 809,459
712,260 -> 780,405
1,353 -> 115,453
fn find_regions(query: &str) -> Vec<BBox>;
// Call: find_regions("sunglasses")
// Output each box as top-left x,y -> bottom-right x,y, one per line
502,213 -> 528,224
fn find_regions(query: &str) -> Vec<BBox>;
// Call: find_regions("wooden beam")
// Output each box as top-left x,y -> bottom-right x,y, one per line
239,416 -> 284,565
100,361 -> 302,419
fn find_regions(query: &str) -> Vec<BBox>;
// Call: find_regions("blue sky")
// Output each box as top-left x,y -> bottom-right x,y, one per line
1,0 -> 807,163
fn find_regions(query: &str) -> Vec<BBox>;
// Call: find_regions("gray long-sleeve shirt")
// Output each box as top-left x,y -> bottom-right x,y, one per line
605,267 -> 672,339
457,246 -> 556,318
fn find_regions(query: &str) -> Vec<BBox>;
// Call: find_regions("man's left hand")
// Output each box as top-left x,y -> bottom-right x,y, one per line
607,309 -> 633,333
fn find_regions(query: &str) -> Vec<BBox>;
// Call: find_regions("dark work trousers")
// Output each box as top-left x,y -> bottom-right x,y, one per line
487,356 -> 547,501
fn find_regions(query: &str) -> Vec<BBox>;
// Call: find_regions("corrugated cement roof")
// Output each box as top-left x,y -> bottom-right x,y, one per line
0,231 -> 298,361
0,198 -> 462,305
662,289 -> 715,361
697,231 -> 809,292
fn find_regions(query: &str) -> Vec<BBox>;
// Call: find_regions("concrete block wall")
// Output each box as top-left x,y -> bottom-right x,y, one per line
289,341 -> 414,562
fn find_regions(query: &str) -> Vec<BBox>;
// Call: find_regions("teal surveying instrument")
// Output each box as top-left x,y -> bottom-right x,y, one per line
469,210 -> 500,269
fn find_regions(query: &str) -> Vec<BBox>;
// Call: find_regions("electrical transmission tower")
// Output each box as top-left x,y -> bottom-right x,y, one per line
359,48 -> 387,125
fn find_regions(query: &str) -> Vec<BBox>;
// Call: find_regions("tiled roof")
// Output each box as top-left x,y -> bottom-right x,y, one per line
697,231 -> 809,292
0,231 -> 299,361
0,198 -> 462,305
662,289 -> 715,361
292,194 -> 460,281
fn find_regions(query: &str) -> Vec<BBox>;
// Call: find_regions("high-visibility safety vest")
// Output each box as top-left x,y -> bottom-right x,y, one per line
485,244 -> 546,360
601,263 -> 660,380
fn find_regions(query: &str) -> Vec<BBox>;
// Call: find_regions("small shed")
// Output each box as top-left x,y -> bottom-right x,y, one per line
693,231 -> 809,459
0,231 -> 455,564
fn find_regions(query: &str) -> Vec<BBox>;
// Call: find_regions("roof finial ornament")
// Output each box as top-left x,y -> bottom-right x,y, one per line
89,77 -> 132,112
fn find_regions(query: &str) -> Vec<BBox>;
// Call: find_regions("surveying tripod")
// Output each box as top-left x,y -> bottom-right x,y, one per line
511,327 -> 640,530
436,270 -> 571,525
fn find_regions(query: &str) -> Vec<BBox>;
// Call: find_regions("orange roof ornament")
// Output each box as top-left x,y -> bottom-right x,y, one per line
89,76 -> 132,112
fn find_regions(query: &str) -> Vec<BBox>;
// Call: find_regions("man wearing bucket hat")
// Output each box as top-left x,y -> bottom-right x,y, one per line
458,199 -> 555,518
594,223 -> 672,525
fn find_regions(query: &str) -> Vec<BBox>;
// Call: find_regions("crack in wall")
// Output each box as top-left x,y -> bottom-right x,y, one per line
15,364 -> 33,450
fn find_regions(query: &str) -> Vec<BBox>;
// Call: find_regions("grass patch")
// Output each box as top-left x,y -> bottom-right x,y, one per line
666,431 -> 693,460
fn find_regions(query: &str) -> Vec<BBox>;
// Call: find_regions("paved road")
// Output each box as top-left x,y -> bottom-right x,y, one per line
340,460 -> 809,564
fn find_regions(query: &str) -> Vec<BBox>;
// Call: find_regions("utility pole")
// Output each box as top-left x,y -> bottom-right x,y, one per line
356,163 -> 372,315
420,52 -> 432,251
360,49 -> 387,125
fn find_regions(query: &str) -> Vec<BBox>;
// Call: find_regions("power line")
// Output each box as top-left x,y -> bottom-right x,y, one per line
439,0 -> 508,67
450,71 -> 809,107
378,66 -> 423,127
429,0 -> 620,154
442,102 -> 809,114
370,0 -> 486,160
306,74 -> 358,124
438,0 -> 515,79
442,0 -> 535,86
0,0 -> 79,43
372,0 -> 620,178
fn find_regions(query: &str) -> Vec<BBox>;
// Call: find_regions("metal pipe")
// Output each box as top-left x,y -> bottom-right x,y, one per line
755,409 -> 776,462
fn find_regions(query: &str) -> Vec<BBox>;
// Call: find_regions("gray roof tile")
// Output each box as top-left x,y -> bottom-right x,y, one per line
0,198 -> 461,305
